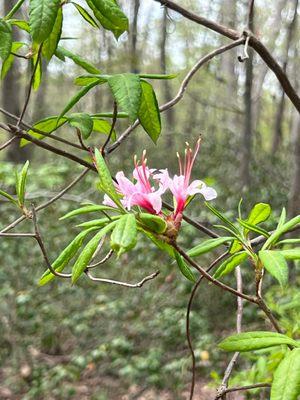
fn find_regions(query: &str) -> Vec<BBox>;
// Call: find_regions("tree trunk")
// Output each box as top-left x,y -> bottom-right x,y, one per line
289,114 -> 300,217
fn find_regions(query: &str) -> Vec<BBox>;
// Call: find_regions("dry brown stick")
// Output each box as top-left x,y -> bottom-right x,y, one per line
186,251 -> 229,400
0,136 -> 17,151
153,0 -> 300,113
0,168 -> 89,233
216,382 -> 271,398
85,269 -> 160,288
107,39 -> 244,153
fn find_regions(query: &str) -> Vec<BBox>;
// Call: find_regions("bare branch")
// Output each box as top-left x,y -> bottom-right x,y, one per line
0,136 -> 17,151
216,383 -> 271,398
85,269 -> 160,288
0,232 -> 35,238
101,101 -> 118,154
87,249 -> 114,269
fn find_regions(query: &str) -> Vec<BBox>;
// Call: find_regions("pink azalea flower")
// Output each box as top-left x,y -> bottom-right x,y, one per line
167,139 -> 217,219
103,151 -> 168,214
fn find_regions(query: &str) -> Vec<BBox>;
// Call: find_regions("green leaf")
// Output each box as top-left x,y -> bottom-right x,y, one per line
219,331 -> 299,352
237,219 -> 270,238
29,0 -> 60,43
0,189 -> 18,206
8,19 -> 30,32
110,214 -> 137,256
271,349 -> 300,400
92,111 -> 128,118
138,80 -> 161,143
39,227 -> 98,285
205,202 -> 240,234
16,160 -> 29,206
94,148 -> 123,208
279,248 -> 300,260
21,116 -> 68,146
1,42 -> 24,80
92,118 -> 116,140
86,0 -> 128,39
107,73 -> 142,123
4,0 -> 26,20
214,251 -> 248,279
72,221 -> 117,283
0,20 -> 12,61
138,213 -> 167,234
74,74 -> 107,86
187,237 -> 233,258
42,7 -> 63,61
58,80 -> 99,121
55,46 -> 101,74
139,73 -> 177,80
32,50 -> 42,91
262,215 -> 300,250
229,240 -> 243,254
71,2 -> 99,28
174,250 -> 196,282
60,205 -> 119,220
259,250 -> 289,288
67,112 -> 93,139
143,230 -> 174,258
277,207 -> 286,229
277,239 -> 300,245
247,203 -> 272,226
77,216 -> 120,229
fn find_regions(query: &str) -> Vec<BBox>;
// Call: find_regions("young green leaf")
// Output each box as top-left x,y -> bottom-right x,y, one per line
58,80 -> 100,121
94,148 -> 123,208
279,248 -> 300,260
237,219 -> 270,238
29,0 -> 60,43
92,118 -> 116,141
21,115 -> 68,146
0,20 -> 12,60
262,215 -> 300,250
72,221 -> 117,283
67,113 -> 93,139
42,7 -> 63,61
229,239 -> 243,254
110,214 -> 137,256
8,19 -> 30,32
214,251 -> 248,279
219,331 -> 299,352
32,50 -> 42,91
276,238 -> 300,245
77,216 -> 120,229
0,189 -> 18,206
39,227 -> 99,285
271,349 -> 300,400
143,230 -> 175,258
174,250 -> 196,282
187,237 -> 233,258
86,0 -> 128,39
259,250 -> 289,288
277,207 -> 286,229
107,73 -> 142,123
55,46 -> 101,74
71,2 -> 99,28
16,160 -> 29,206
205,202 -> 240,234
138,80 -> 161,143
1,42 -> 24,80
139,73 -> 177,80
247,203 -> 271,226
138,213 -> 167,234
74,74 -> 107,86
60,205 -> 119,220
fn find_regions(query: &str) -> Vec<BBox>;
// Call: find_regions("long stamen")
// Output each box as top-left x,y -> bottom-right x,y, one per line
177,152 -> 182,175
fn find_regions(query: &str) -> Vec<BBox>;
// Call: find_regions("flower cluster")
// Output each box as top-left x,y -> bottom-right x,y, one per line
103,139 -> 217,229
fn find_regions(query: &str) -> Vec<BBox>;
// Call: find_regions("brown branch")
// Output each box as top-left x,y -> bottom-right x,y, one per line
0,136 -> 17,151
0,232 -> 35,238
153,0 -> 300,113
85,269 -> 160,288
87,249 -> 114,269
186,252 -> 228,400
101,101 -> 118,154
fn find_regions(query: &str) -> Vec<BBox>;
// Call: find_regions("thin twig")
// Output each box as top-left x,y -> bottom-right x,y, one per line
186,252 -> 228,400
101,101 -> 118,154
17,45 -> 43,127
31,206 -> 71,279
0,136 -> 17,151
0,168 -> 89,233
87,249 -> 114,269
0,232 -> 35,238
216,382 -> 271,398
85,269 -> 160,288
